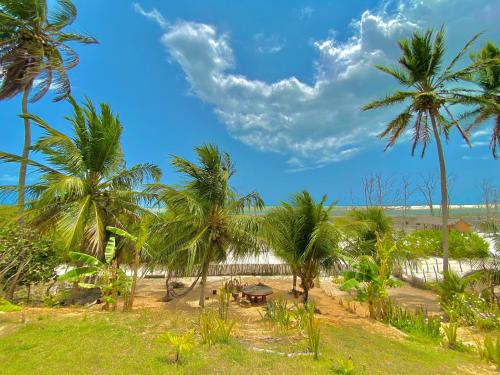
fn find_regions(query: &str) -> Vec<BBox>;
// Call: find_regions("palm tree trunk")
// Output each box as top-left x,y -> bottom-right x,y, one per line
430,111 -> 449,274
292,272 -> 297,292
17,82 -> 33,217
126,247 -> 140,311
198,257 -> 210,307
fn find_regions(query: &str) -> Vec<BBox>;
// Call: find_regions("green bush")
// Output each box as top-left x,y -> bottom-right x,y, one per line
380,299 -> 441,339
198,309 -> 235,345
476,336 -> 500,369
397,229 -> 489,259
441,293 -> 500,330
0,225 -> 61,298
0,298 -> 22,312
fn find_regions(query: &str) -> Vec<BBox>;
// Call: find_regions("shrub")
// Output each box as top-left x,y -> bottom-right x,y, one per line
0,225 -> 61,299
380,299 -> 441,339
158,330 -> 195,363
0,298 -> 21,312
441,293 -> 500,330
476,336 -> 500,369
198,309 -> 235,346
303,302 -> 320,360
442,323 -> 458,349
333,356 -> 363,374
397,229 -> 489,259
261,296 -> 294,332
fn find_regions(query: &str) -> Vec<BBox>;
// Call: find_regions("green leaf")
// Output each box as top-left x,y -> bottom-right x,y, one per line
105,237 -> 116,264
77,282 -> 96,289
106,226 -> 137,242
340,278 -> 360,292
68,251 -> 102,267
59,266 -> 97,281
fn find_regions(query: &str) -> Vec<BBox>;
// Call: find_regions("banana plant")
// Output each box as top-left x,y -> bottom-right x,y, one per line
59,237 -> 129,310
341,234 -> 399,319
107,220 -> 150,311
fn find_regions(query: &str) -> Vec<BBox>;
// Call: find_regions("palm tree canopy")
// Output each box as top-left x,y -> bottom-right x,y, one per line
344,207 -> 393,257
0,97 -> 161,257
463,42 -> 500,158
0,0 -> 97,102
362,27 -> 480,155
263,191 -> 341,278
149,144 -> 263,271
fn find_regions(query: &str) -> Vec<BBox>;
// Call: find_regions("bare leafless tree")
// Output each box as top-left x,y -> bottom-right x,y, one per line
362,172 -> 393,207
479,179 -> 496,218
417,172 -> 438,215
394,175 -> 414,217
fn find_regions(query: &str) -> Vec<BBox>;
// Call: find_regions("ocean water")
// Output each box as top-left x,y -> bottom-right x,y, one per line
245,205 -> 495,217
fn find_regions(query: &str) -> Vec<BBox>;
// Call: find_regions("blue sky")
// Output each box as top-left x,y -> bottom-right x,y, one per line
0,0 -> 499,205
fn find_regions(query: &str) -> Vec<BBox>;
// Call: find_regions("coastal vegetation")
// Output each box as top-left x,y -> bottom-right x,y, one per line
0,1 -> 499,374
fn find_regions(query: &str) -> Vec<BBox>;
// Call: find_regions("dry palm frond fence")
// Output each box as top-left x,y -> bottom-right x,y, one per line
146,261 -> 352,278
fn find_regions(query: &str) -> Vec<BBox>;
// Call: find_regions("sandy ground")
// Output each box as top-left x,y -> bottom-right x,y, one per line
131,275 -> 443,340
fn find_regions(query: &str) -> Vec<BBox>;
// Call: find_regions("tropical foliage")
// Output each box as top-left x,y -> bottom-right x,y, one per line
0,0 -> 97,208
461,42 -> 500,158
341,235 -> 399,319
0,224 -> 60,300
363,27 -> 482,273
263,191 -> 341,301
148,144 -> 263,307
397,229 -> 489,259
59,236 -> 129,310
0,97 -> 161,258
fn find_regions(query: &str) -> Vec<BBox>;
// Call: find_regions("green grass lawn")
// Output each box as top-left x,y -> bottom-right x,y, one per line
0,308 -> 494,375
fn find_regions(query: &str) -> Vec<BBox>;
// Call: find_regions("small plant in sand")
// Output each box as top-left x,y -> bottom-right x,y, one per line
476,336 -> 500,369
198,309 -> 235,346
333,356 -> 363,374
442,322 -> 459,349
217,287 -> 231,321
261,296 -> 294,332
303,302 -> 320,360
158,330 -> 195,363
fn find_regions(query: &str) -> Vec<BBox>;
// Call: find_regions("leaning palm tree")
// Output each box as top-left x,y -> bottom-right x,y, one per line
0,97 -> 161,259
362,28 -> 480,273
460,42 -> 500,158
149,144 -> 263,307
0,0 -> 97,210
262,191 -> 341,302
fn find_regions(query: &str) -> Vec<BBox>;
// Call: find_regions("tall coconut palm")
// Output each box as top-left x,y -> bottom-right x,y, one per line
362,28 -> 480,273
263,191 -> 341,302
0,97 -> 161,258
150,144 -> 263,307
0,0 -> 97,211
460,42 -> 500,158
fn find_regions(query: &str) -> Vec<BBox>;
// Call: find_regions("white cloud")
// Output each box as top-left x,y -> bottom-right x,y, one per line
461,155 -> 489,160
132,3 -> 168,29
471,129 -> 490,139
298,7 -> 314,20
254,33 -> 286,54
136,0 -> 500,170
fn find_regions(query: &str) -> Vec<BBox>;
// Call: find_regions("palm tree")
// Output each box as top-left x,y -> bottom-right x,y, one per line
0,0 -> 97,211
263,191 -> 341,302
362,28 -> 480,273
150,144 -> 263,307
344,207 -> 392,257
0,97 -> 161,259
460,42 -> 500,158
